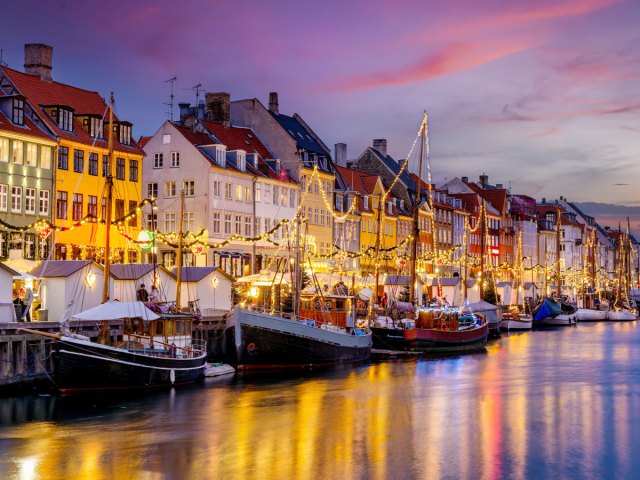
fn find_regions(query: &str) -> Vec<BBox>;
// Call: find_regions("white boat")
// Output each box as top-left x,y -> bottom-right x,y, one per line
204,363 -> 235,377
501,311 -> 532,330
606,309 -> 636,321
576,308 -> 607,321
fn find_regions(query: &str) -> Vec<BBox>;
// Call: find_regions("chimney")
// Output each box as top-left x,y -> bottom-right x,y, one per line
24,43 -> 53,82
178,102 -> 191,124
373,139 -> 387,157
479,174 -> 488,187
205,92 -> 231,127
496,183 -> 503,189
335,143 -> 347,167
461,176 -> 468,183
542,197 -> 546,204
269,92 -> 279,115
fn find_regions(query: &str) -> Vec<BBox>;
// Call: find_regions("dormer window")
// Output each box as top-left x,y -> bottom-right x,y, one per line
237,152 -> 246,172
57,107 -> 74,132
215,145 -> 227,167
119,123 -> 132,146
12,98 -> 25,125
89,117 -> 102,139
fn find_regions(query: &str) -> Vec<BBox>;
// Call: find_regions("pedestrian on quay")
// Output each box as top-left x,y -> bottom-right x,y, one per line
137,284 -> 149,302
22,287 -> 34,322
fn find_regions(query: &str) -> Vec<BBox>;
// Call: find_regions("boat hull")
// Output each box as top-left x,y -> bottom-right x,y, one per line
533,314 -> 577,327
371,327 -> 408,351
402,323 -> 489,354
501,316 -> 533,330
576,308 -> 607,322
606,310 -> 637,321
53,337 -> 207,394
228,308 -> 372,372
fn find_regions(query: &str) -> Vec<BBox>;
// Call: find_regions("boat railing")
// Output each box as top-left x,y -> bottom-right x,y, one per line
241,305 -> 365,333
125,333 -> 206,358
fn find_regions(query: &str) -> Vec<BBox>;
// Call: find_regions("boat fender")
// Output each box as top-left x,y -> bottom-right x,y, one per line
170,369 -> 175,385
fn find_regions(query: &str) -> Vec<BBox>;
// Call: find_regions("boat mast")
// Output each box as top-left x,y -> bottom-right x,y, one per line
175,189 -> 185,311
556,207 -> 562,299
372,187 -> 384,315
479,199 -> 485,300
409,112 -> 427,305
463,218 -> 469,301
101,93 -> 115,304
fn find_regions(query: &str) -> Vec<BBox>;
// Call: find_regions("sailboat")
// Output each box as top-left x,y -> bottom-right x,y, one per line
607,221 -> 637,321
370,112 -> 489,354
576,230 -> 607,321
22,94 -> 207,394
228,212 -> 372,372
532,207 -> 577,326
502,231 -> 533,330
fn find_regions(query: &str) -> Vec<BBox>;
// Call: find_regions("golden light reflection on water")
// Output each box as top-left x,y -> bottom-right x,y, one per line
2,322 -> 640,479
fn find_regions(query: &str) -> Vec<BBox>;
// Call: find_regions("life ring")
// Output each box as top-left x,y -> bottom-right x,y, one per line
246,342 -> 257,355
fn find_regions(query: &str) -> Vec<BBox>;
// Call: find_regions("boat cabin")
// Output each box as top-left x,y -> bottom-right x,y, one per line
299,294 -> 355,328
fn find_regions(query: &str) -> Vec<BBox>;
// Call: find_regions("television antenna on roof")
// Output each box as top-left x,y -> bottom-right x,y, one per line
192,83 -> 202,106
0,49 -> 7,67
164,76 -> 177,121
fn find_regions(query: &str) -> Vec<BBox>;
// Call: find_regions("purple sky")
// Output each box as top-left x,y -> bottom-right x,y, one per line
2,0 -> 640,218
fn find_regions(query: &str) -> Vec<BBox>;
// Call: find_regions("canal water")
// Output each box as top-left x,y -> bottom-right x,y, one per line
1,321 -> 640,479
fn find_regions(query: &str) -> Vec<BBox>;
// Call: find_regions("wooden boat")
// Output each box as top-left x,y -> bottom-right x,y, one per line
501,310 -> 533,330
606,307 -> 636,321
228,306 -> 372,372
23,95 -> 207,394
532,297 -> 577,326
576,308 -> 607,321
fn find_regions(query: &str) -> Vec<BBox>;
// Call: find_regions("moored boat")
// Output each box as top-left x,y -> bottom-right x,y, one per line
227,307 -> 372,372
606,307 -> 636,321
576,308 -> 607,322
532,297 -> 577,327
501,310 -> 533,330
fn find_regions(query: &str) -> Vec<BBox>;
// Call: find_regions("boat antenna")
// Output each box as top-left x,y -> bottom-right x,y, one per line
164,76 -> 177,121
102,93 -> 115,304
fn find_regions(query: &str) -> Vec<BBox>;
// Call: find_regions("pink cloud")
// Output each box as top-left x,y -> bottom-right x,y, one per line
328,38 -> 538,91
525,126 -> 561,138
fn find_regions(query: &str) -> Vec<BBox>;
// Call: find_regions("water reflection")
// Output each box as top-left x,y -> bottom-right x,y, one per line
2,322 -> 640,479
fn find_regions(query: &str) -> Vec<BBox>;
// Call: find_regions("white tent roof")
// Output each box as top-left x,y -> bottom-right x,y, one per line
467,300 -> 501,312
71,301 -> 160,321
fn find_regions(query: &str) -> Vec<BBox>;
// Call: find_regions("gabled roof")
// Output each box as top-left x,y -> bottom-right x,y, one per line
201,120 -> 273,159
30,260 -> 97,278
1,66 -> 143,154
272,112 -> 328,155
0,104 -> 56,142
468,184 -> 508,216
172,266 -> 234,283
138,136 -> 152,150
109,263 -> 157,280
335,165 -> 379,196
367,147 -> 417,192
0,262 -> 21,277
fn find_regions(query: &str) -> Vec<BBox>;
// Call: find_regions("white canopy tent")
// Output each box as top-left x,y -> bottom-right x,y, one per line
71,301 -> 160,321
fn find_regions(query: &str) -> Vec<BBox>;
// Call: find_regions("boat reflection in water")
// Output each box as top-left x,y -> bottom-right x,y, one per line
1,322 -> 640,479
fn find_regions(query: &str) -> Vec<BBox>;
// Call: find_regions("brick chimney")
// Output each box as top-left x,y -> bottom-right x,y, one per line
24,44 -> 53,82
373,139 -> 387,157
479,174 -> 488,187
335,143 -> 347,167
205,92 -> 230,127
269,92 -> 279,115
461,176 -> 468,183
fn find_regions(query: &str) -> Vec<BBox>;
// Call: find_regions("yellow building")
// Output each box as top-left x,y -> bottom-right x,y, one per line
300,165 -> 335,267
4,45 -> 144,263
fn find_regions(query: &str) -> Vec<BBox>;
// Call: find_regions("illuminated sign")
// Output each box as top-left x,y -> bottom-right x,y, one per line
137,230 -> 154,250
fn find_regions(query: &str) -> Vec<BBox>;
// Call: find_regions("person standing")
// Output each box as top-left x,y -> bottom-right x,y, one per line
137,284 -> 149,302
22,287 -> 34,322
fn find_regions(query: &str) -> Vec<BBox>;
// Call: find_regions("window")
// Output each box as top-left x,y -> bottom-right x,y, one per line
183,180 -> 195,196
265,218 -> 271,233
119,124 -> 131,146
213,181 -> 221,197
39,190 -> 49,215
12,99 -> 24,125
115,199 -> 125,220
129,200 -> 137,227
273,186 -> 279,204
11,186 -> 22,212
235,215 -> 242,234
102,155 -> 109,177
147,183 -> 158,198
12,141 -> 23,164
361,220 -> 366,232
116,158 -> 125,180
245,186 -> 251,202
300,176 -> 306,191
56,191 -> 68,219
162,134 -> 171,144
88,153 -> 98,175
290,189 -> 296,208
182,212 -> 194,232
281,187 -> 287,206
164,213 -> 176,232
224,183 -> 232,200
320,209 -> 325,225
245,216 -> 252,236
314,208 -> 319,225
25,188 -> 36,214
146,213 -> 157,229
264,184 -> 272,204
101,197 -> 107,219
129,160 -> 139,182
0,184 -> 7,211
89,117 -> 102,138
224,214 -> 232,235
235,184 -> 243,201
58,108 -> 74,131
88,195 -> 97,218
165,181 -> 176,198
255,184 -> 261,202
26,144 -> 37,166
170,151 -> 180,167
72,193 -> 83,220
314,181 -> 319,194
154,153 -> 164,168
213,212 -> 221,234
73,149 -> 84,173
58,146 -> 68,170
254,216 -> 262,235
0,138 -> 8,162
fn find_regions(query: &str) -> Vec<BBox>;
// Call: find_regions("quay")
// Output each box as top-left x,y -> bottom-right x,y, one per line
0,312 -> 228,393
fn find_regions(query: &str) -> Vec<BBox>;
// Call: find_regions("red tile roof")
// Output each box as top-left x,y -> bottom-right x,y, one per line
201,120 -> 273,159
0,108 -> 55,142
1,66 -> 143,154
335,165 -> 378,195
